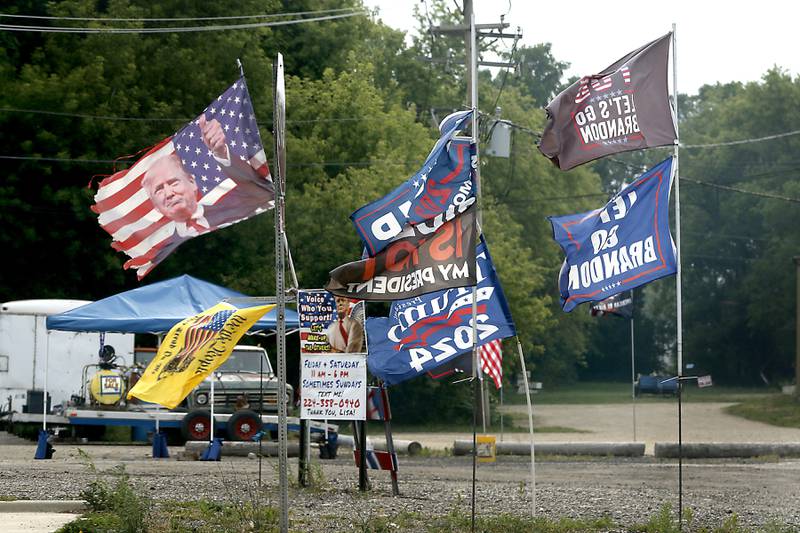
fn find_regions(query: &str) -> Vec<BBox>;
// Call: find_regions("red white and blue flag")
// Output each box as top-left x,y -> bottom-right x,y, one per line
178,309 -> 235,360
92,77 -> 274,279
479,339 -> 503,389
365,238 -> 516,385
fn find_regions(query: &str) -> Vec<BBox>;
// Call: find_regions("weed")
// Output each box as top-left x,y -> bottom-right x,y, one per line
292,458 -> 327,491
58,450 -> 151,533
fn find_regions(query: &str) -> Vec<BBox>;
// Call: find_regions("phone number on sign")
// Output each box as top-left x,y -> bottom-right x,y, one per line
302,398 -> 361,409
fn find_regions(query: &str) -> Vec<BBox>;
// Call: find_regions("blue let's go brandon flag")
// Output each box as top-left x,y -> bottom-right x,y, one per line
365,238 -> 516,385
548,157 -> 676,312
351,110 -> 474,257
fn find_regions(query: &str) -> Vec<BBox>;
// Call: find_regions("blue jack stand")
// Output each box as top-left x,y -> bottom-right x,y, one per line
200,437 -> 223,461
34,430 -> 54,460
152,432 -> 169,458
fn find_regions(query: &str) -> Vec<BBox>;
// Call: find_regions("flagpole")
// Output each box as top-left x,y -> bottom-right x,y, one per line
671,23 -> 685,530
273,52 -> 290,533
209,375 -> 215,443
467,5 -> 481,532
630,291 -> 636,442
516,338 -> 536,518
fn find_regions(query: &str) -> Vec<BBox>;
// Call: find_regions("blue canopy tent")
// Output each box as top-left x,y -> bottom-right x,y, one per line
46,274 -> 298,334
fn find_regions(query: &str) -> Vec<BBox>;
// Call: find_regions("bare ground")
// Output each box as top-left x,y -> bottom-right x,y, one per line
1,402 -> 799,531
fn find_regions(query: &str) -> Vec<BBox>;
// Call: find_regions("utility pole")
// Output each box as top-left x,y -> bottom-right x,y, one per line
794,257 -> 800,397
431,6 -> 521,532
431,0 -> 519,431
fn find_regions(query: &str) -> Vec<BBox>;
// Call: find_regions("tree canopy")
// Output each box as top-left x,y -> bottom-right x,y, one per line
2,0 -> 798,420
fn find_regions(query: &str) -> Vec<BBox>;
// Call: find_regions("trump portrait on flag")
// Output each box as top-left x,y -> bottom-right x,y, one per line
92,77 -> 275,279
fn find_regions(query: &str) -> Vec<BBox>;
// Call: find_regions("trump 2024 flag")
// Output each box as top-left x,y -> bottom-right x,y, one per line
539,33 -> 676,171
351,110 -> 474,257
92,77 -> 274,279
365,238 -> 516,385
549,158 -> 676,312
127,302 -> 274,409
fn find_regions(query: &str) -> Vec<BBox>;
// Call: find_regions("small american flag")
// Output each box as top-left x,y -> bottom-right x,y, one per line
479,339 -> 503,389
181,309 -> 234,356
161,309 -> 235,377
92,77 -> 273,279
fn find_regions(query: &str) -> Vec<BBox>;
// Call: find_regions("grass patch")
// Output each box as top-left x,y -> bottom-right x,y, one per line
357,508 -> 615,532
504,382 -> 778,405
356,504 -> 797,532
535,425 -> 591,433
724,395 -> 800,429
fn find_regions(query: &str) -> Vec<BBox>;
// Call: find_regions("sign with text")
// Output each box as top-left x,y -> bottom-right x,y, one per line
298,290 -> 367,420
300,354 -> 367,419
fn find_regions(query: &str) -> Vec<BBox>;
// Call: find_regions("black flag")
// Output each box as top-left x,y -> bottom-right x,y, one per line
539,33 -> 676,171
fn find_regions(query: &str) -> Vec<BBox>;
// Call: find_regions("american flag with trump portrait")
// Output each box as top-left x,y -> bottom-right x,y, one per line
91,76 -> 274,279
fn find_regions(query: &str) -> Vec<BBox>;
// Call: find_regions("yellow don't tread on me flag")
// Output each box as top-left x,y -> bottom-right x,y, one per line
127,302 -> 275,409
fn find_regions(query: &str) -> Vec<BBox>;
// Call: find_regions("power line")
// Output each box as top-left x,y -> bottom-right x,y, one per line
0,106 -> 389,125
0,107 -> 186,122
0,7 -> 357,23
0,10 -> 365,34
0,154 -> 416,168
681,129 -> 800,149
681,176 -> 800,204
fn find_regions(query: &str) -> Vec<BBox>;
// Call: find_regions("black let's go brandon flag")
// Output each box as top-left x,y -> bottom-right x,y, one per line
326,204 -> 477,301
590,291 -> 633,319
539,33 -> 676,171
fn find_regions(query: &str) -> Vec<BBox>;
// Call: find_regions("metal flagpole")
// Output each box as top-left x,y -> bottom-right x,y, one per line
671,23 -> 685,530
209,375 -> 215,443
273,52 -> 289,533
466,4 -> 481,531
43,329 -> 49,432
515,338 -> 536,518
630,291 -> 636,442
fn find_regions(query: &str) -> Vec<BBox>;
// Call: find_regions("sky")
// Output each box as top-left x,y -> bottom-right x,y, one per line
362,0 -> 799,95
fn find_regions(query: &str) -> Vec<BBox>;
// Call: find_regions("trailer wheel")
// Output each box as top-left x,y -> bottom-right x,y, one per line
181,409 -> 213,441
226,410 -> 262,441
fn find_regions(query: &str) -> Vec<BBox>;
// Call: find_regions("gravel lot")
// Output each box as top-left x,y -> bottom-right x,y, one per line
2,402 -> 799,531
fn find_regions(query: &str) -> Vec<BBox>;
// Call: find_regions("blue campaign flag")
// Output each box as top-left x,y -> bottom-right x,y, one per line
351,110 -> 475,256
366,238 -> 516,385
548,157 -> 676,312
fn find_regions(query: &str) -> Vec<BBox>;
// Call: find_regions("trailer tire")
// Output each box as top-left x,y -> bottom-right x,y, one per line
226,410 -> 262,441
181,409 -> 213,441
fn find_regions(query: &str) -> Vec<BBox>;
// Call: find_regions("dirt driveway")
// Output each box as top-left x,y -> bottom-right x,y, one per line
395,402 -> 800,454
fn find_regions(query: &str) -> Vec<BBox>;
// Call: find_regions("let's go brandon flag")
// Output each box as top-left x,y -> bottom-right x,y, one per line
539,33 -> 676,171
590,291 -> 633,318
92,77 -> 274,279
127,302 -> 274,409
549,158 -> 676,312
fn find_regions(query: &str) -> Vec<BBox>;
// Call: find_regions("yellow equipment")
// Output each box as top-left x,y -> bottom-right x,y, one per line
89,368 -> 126,406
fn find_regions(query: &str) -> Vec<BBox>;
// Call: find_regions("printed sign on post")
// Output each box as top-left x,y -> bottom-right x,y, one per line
298,290 -> 367,420
477,434 -> 496,463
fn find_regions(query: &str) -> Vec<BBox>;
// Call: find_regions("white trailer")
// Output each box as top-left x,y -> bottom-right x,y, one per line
0,299 -> 134,414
